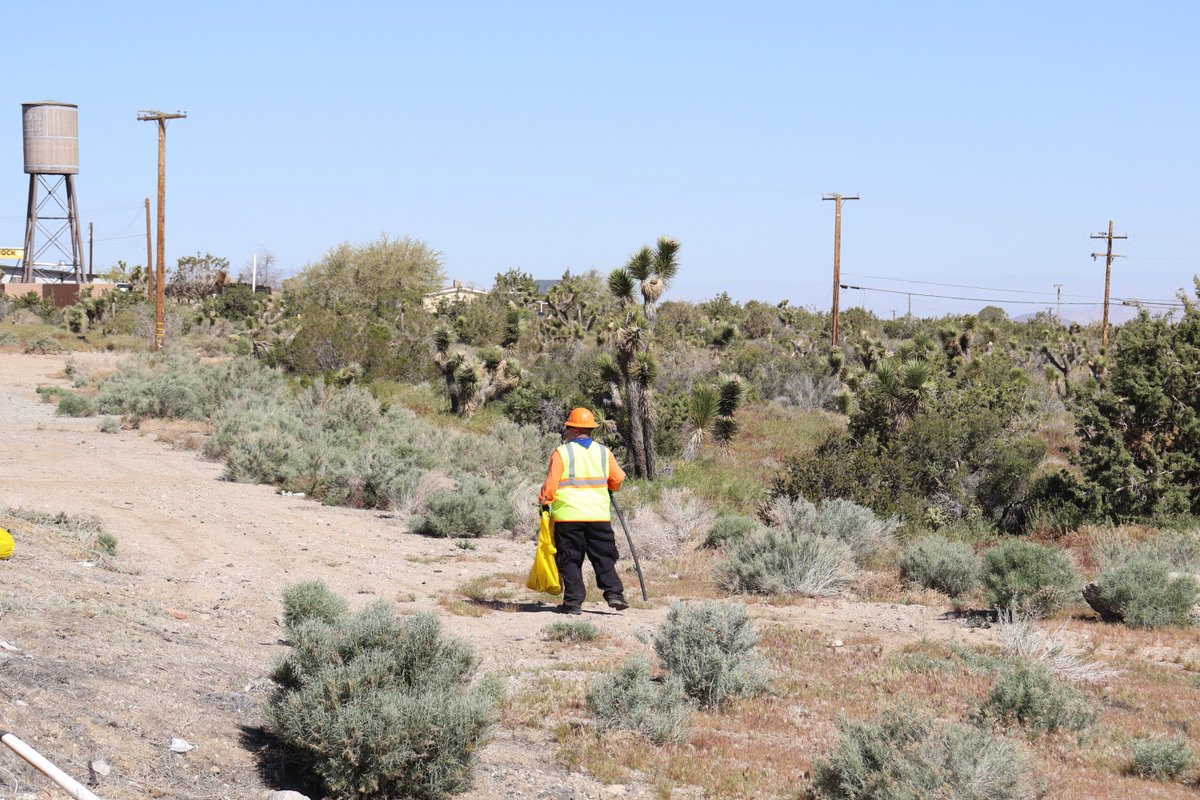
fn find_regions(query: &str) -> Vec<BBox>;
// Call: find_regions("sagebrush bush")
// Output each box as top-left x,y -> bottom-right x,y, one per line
411,476 -> 517,537
764,496 -> 896,565
543,621 -> 599,642
265,587 -> 500,800
1095,529 -> 1200,573
982,540 -> 1080,616
97,416 -> 120,433
1088,557 -> 1198,628
586,655 -> 690,744
813,708 -> 1039,800
994,610 -> 1117,684
55,390 -> 96,417
703,514 -> 760,549
721,529 -> 856,597
900,535 -> 981,597
1131,735 -> 1194,780
653,601 -> 768,709
980,661 -> 1097,736
282,580 -> 350,628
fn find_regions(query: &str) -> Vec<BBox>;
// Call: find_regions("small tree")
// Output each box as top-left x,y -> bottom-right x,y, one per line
171,251 -> 230,302
433,329 -> 521,417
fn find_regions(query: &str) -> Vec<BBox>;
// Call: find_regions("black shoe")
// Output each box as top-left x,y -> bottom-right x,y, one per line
606,596 -> 629,611
557,605 -> 582,615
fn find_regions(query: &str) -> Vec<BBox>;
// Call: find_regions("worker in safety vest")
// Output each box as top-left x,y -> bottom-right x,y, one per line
539,407 -> 628,614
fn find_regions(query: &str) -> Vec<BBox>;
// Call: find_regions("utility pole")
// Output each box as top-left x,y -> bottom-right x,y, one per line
137,110 -> 186,351
822,192 -> 859,345
87,222 -> 94,282
1090,220 -> 1127,350
1053,283 -> 1063,323
144,197 -> 153,299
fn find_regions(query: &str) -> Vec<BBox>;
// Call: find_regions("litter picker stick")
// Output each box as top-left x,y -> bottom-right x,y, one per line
610,494 -> 648,601
1,730 -> 104,800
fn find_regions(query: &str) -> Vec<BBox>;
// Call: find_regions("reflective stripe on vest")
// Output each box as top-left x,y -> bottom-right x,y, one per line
551,441 -> 612,521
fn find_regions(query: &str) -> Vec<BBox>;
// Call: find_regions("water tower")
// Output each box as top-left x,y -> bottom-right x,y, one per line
20,101 -> 84,283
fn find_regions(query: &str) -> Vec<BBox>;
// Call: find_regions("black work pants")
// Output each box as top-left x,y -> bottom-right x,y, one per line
553,520 -> 625,609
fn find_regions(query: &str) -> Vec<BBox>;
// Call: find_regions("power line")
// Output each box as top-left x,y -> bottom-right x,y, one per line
840,283 -> 1185,309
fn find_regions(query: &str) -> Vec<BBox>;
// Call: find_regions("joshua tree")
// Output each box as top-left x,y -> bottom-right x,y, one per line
606,237 -> 680,479
433,328 -> 521,417
682,375 -> 744,461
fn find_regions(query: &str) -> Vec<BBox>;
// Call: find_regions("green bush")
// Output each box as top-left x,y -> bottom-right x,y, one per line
1131,735 -> 1194,780
22,333 -> 60,354
54,390 -> 96,417
1088,558 -> 1198,629
411,476 -> 517,537
653,601 -> 768,709
265,587 -> 499,800
543,621 -> 599,642
586,655 -> 690,744
721,528 -> 856,597
281,580 -> 351,628
813,708 -> 1038,800
982,540 -> 1080,616
702,514 -> 760,549
98,416 -> 121,433
900,535 -> 981,597
764,496 -> 897,565
980,661 -> 1097,736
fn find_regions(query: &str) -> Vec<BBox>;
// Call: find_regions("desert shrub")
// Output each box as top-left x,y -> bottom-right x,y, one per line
282,580 -> 351,628
812,498 -> 899,564
1131,735 -> 1194,781
653,601 -> 768,709
721,529 -> 856,597
1088,557 -> 1198,629
900,535 -> 981,597
980,661 -> 1097,736
813,708 -> 1038,800
994,611 -> 1117,684
585,655 -> 690,744
22,333 -> 59,354
97,416 -> 121,433
1094,529 -> 1200,573
763,496 -> 896,565
265,588 -> 499,800
543,621 -> 599,642
3,507 -> 103,533
411,476 -> 517,537
93,532 -> 118,557
54,390 -> 96,417
703,514 -> 760,549
656,487 -> 717,543
982,540 -> 1080,616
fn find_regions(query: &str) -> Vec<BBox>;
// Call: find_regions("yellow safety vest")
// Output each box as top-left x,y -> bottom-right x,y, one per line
551,440 -> 612,522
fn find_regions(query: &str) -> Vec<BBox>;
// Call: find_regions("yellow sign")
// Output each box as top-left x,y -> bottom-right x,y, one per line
0,248 -> 23,260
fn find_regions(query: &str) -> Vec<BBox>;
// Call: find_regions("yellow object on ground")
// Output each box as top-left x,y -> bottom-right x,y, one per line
526,510 -> 561,595
0,527 -> 13,560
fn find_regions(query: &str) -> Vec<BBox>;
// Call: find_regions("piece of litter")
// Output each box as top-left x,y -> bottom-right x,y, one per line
164,608 -> 189,621
279,490 -> 305,497
169,738 -> 195,753
0,639 -> 19,652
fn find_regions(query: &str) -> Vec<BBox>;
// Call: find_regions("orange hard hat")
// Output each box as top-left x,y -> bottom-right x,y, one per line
565,407 -> 600,429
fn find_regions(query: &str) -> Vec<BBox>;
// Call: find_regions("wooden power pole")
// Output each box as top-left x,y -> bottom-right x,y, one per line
1090,220 -> 1127,351
137,110 -> 186,351
822,193 -> 859,345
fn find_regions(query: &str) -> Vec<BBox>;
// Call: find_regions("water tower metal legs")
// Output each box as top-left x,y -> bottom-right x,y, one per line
21,174 -> 85,283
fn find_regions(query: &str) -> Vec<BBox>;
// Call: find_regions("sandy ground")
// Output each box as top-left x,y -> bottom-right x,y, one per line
0,353 -> 986,800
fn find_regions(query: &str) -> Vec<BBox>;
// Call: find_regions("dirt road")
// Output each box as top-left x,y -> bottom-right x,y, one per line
0,353 -> 976,800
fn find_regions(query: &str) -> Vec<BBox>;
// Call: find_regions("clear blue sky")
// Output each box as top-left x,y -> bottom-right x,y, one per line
3,1 -> 1198,320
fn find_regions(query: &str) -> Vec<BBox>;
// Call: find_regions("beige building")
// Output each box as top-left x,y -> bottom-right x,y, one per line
422,279 -> 489,312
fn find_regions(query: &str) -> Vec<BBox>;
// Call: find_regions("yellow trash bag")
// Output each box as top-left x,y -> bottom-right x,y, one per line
526,509 -> 561,595
0,527 -> 13,561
